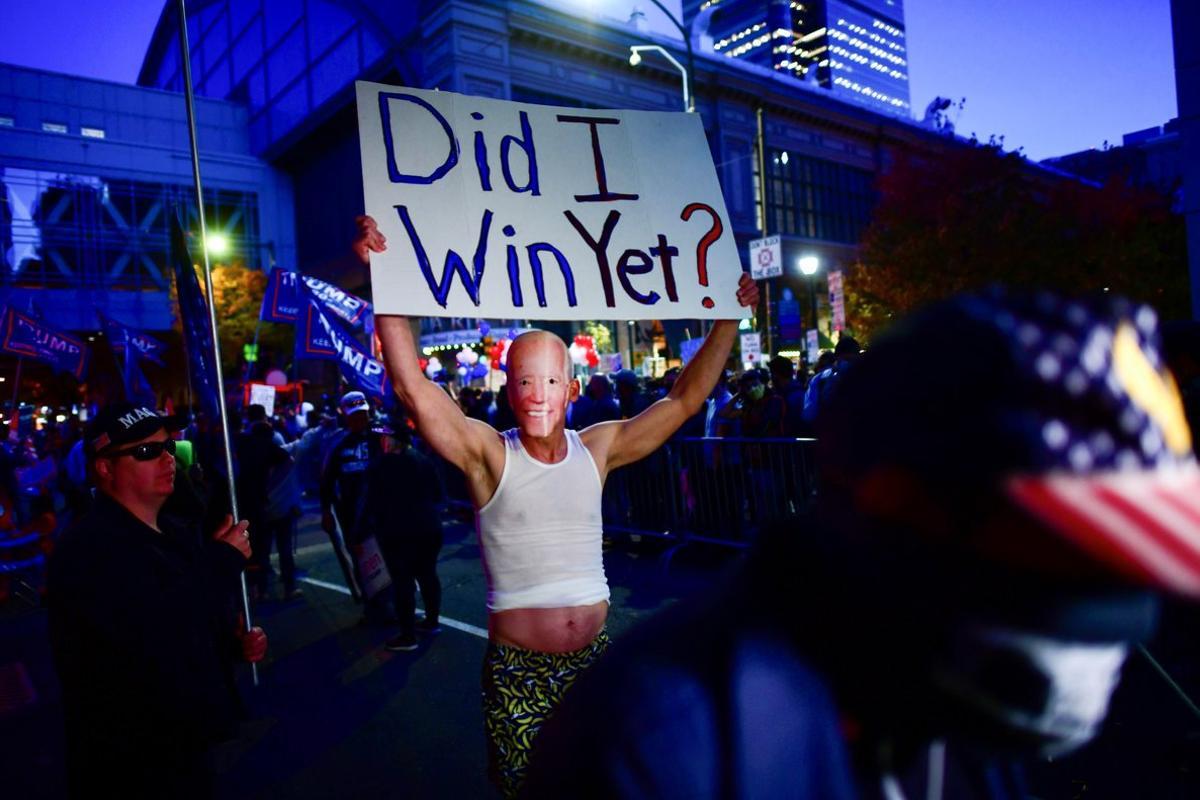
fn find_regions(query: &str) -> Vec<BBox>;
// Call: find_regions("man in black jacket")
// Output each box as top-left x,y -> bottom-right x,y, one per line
364,421 -> 446,652
47,404 -> 266,798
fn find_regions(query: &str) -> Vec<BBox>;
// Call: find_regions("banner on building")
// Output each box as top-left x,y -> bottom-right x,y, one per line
356,82 -> 748,321
169,212 -> 222,422
777,294 -> 802,342
828,270 -> 846,333
260,267 -> 373,332
0,307 -> 88,379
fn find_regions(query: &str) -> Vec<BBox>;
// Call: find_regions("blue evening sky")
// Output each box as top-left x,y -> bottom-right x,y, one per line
0,0 -> 1179,161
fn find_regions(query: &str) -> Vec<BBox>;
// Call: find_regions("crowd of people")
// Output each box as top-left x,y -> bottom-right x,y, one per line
11,219 -> 1198,799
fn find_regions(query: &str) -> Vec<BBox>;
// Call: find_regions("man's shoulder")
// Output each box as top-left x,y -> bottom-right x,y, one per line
50,504 -> 128,585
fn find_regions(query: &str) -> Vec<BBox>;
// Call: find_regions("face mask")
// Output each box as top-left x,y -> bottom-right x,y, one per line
746,384 -> 766,401
934,626 -> 1128,757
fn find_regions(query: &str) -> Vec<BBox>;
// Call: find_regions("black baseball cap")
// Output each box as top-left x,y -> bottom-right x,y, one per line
85,404 -> 187,459
817,288 -> 1200,598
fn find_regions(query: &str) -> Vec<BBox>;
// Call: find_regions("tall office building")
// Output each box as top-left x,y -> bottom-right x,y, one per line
693,0 -> 910,116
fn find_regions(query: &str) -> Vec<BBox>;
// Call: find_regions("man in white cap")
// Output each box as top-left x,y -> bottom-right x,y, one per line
357,215 -> 759,796
320,390 -> 383,605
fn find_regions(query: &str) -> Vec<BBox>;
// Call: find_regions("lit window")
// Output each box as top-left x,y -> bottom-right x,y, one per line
0,116 -> 13,127
81,126 -> 106,139
42,121 -> 68,134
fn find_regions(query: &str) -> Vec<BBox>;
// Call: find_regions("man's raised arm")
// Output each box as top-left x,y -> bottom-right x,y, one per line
357,217 -> 498,477
583,273 -> 759,474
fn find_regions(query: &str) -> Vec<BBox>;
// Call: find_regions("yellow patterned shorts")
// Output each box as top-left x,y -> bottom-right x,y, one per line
481,630 -> 610,798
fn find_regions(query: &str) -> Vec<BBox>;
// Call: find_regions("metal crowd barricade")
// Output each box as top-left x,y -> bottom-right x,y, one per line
602,437 -> 819,549
433,436 -> 820,552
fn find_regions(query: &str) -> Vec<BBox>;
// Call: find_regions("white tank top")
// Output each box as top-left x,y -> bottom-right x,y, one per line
476,428 -> 610,612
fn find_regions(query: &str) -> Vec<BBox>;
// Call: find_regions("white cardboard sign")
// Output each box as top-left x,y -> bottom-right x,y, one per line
356,82 -> 747,320
248,383 -> 277,418
740,332 -> 762,364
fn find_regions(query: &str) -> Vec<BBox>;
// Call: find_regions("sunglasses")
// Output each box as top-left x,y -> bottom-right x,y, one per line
101,438 -> 177,462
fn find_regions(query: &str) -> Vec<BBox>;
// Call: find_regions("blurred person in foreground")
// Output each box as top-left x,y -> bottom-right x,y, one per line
523,289 -> 1199,799
48,404 -> 265,798
360,214 -> 759,797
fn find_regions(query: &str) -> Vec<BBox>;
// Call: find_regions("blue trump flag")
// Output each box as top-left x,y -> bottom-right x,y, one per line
98,312 -> 160,405
123,347 -> 157,407
260,267 -> 373,333
0,306 -> 89,379
169,211 -> 222,422
99,312 -> 168,367
295,283 -> 389,400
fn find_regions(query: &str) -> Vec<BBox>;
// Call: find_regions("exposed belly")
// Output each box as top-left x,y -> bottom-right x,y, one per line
488,601 -> 609,653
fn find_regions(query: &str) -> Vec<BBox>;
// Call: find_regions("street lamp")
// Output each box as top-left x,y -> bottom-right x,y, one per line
798,256 -> 820,364
628,45 -> 691,112
625,0 -> 695,112
205,231 -> 230,259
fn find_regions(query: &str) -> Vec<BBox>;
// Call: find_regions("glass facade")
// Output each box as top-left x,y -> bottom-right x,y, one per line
764,149 -> 875,243
0,167 -> 260,290
146,0 -> 389,153
823,0 -> 909,113
702,0 -> 910,117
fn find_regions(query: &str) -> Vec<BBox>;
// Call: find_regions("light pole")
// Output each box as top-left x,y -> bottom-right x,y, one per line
626,0 -> 696,112
798,255 -> 820,366
628,45 -> 690,112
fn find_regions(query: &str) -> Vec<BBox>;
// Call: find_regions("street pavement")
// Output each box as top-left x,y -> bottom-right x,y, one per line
1,508 -> 727,799
3,507 -> 1199,798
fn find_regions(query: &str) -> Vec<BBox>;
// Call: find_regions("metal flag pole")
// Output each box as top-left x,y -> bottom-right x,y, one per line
755,105 -> 773,356
9,357 -> 22,428
175,0 -> 257,684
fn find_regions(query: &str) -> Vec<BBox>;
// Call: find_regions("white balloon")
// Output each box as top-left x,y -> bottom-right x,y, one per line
568,342 -> 588,366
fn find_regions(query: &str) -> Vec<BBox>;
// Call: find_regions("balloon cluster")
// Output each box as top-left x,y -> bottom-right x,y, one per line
456,346 -> 489,380
488,338 -> 513,372
568,334 -> 600,369
424,356 -> 443,379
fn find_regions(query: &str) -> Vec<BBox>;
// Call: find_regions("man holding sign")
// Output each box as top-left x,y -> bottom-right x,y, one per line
356,82 -> 757,796
364,219 -> 756,796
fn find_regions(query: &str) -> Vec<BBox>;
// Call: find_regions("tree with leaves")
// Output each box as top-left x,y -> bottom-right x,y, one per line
846,143 -> 1188,340
170,263 -> 292,376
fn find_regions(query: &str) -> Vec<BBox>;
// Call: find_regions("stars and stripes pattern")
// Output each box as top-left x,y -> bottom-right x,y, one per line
971,288 -> 1200,597
1008,467 -> 1200,597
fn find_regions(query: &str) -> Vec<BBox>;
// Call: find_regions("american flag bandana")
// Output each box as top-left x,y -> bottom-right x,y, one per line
978,292 -> 1200,597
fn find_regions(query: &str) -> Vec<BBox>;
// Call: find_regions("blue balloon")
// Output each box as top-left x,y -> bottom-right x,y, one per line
479,321 -> 491,337
471,363 -> 489,379
508,328 -> 519,340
